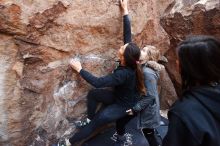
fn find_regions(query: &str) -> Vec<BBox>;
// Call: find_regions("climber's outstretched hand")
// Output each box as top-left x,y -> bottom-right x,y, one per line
120,0 -> 129,15
69,58 -> 82,73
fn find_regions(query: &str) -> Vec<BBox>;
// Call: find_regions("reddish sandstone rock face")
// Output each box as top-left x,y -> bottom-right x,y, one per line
0,0 -> 176,145
161,0 -> 220,94
159,68 -> 177,109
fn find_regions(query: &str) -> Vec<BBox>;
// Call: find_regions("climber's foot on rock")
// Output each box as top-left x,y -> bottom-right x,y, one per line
74,118 -> 91,129
57,138 -> 71,146
112,132 -> 133,146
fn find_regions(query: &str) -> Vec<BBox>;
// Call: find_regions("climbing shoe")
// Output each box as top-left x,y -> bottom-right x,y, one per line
112,132 -> 133,146
57,138 -> 71,146
74,118 -> 91,129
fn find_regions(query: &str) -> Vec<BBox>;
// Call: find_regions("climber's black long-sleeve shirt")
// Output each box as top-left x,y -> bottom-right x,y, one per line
79,66 -> 138,108
123,15 -> 132,44
79,15 -> 138,108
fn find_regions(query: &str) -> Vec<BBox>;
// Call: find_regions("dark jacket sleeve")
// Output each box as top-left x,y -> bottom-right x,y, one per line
143,68 -> 159,97
132,68 -> 159,112
132,95 -> 155,112
123,15 -> 132,44
162,112 -> 198,146
79,69 -> 127,88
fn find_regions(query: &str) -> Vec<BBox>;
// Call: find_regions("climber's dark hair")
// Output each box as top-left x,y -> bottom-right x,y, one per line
124,42 -> 146,95
177,35 -> 220,91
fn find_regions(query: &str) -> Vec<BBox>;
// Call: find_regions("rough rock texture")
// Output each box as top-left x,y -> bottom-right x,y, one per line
0,0 -> 178,145
159,69 -> 177,110
161,0 -> 220,94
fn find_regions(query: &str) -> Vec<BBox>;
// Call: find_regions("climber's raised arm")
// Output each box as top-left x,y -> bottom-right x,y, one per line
120,0 -> 132,44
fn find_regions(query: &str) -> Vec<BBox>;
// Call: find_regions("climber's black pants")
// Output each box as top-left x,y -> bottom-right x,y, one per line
116,115 -> 135,135
69,104 -> 131,144
87,89 -> 115,120
86,88 -> 135,135
143,128 -> 162,146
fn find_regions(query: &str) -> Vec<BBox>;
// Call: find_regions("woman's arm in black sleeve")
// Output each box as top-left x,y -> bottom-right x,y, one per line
123,15 -> 132,44
79,69 -> 127,88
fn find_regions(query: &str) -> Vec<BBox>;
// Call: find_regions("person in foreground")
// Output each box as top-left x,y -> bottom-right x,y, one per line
162,35 -> 220,146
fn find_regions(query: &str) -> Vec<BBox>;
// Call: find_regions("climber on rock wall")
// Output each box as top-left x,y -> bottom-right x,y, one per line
56,1 -> 149,145
67,40 -> 145,146
162,35 -> 220,146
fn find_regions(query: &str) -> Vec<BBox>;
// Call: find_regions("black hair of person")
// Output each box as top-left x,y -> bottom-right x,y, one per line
177,35 -> 220,93
124,42 -> 146,95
